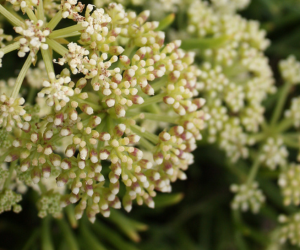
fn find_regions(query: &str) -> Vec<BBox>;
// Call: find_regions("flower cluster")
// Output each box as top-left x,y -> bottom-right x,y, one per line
259,137 -> 288,170
0,1 -> 208,222
230,182 -> 265,213
187,0 -> 275,162
278,213 -> 300,246
278,163 -> 300,206
279,55 -> 300,85
14,20 -> 50,60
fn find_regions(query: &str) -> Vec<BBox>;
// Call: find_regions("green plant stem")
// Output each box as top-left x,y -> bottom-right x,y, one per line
65,205 -> 78,228
151,76 -> 167,92
91,221 -> 140,250
51,31 -> 81,39
56,218 -> 79,250
41,216 -> 54,250
275,118 -> 293,133
22,229 -> 39,250
155,13 -> 175,31
270,82 -> 291,126
282,135 -> 299,148
139,137 -> 155,151
181,35 -> 229,50
47,10 -> 62,30
41,48 -> 54,76
0,41 -> 20,55
0,4 -> 23,27
27,87 -> 37,104
3,161 -> 16,189
246,152 -> 261,186
79,221 -> 107,250
128,93 -> 165,110
108,210 -> 147,242
37,0 -> 44,20
46,38 -> 68,56
49,24 -> 86,39
11,55 -> 32,99
127,111 -> 178,123
130,125 -> 159,144
26,8 -> 37,22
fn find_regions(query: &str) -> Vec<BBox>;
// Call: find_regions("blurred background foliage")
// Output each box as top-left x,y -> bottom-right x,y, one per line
1,0 -> 300,249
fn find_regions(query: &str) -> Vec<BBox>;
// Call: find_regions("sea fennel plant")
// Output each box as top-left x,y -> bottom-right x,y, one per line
0,0 -> 208,223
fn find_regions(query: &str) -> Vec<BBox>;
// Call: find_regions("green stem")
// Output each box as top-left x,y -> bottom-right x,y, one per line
108,209 -> 147,242
248,133 -> 267,143
0,4 -> 23,27
22,229 -> 39,250
0,41 -> 20,55
46,38 -> 68,56
11,55 -> 32,99
41,48 -> 54,76
155,13 -> 175,31
130,125 -> 159,144
181,35 -> 229,50
41,216 -> 54,250
56,218 -> 79,250
128,93 -> 165,110
91,221 -> 140,250
151,76 -> 167,92
275,118 -> 294,133
38,182 -> 47,194
50,31 -> 81,39
37,0 -> 44,21
26,7 -> 37,22
65,205 -> 78,228
3,161 -> 16,189
282,135 -> 299,148
116,43 -> 135,71
49,24 -> 86,39
47,10 -> 62,30
27,87 -> 37,104
80,221 -> 108,250
127,110 -> 178,123
270,82 -> 291,126
139,137 -> 155,151
246,152 -> 261,186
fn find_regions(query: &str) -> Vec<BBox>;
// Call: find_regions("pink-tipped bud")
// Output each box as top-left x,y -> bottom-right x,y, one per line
119,55 -> 130,66
31,166 -> 41,184
99,132 -> 111,141
80,104 -> 94,115
115,104 -> 126,117
193,98 -> 206,109
61,159 -> 72,170
42,164 -> 51,178
169,126 -> 184,136
131,95 -> 144,105
159,131 -> 171,141
154,152 -> 164,165
128,134 -> 140,144
90,149 -> 98,163
50,154 -> 61,167
20,159 -> 30,172
142,84 -> 154,95
65,144 -> 76,157
99,149 -> 110,160
110,162 -> 122,176
56,173 -> 68,187
76,78 -> 87,89
79,147 -> 88,160
114,124 -> 126,137
109,46 -> 124,55
54,113 -> 64,126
